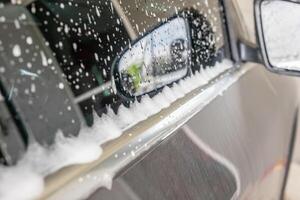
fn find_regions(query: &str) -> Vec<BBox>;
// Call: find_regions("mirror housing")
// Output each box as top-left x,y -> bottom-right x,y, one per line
112,17 -> 192,99
255,0 -> 300,76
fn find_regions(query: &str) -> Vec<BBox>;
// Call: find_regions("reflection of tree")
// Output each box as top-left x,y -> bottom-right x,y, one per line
182,9 -> 217,72
121,63 -> 142,94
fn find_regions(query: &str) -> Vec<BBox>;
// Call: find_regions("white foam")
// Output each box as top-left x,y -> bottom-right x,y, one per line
0,166 -> 44,200
161,86 -> 178,102
114,104 -> 137,128
152,92 -> 172,109
0,60 -> 233,200
139,95 -> 161,116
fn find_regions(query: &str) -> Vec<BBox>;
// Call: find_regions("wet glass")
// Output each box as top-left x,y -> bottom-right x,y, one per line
261,0 -> 300,71
114,17 -> 191,97
0,0 -> 230,137
26,0 -> 131,123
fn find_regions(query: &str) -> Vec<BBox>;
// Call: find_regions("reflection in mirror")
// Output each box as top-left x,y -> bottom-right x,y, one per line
261,0 -> 300,71
114,17 -> 191,97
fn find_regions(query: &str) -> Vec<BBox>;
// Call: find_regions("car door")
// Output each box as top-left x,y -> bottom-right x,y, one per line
36,0 -> 298,199
85,1 -> 299,199
0,0 -> 299,200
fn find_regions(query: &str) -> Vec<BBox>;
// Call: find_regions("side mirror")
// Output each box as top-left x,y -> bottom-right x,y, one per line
113,17 -> 191,98
255,0 -> 300,76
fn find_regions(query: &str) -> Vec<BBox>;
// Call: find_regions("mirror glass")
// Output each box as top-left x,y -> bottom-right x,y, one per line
260,0 -> 300,71
114,17 -> 191,97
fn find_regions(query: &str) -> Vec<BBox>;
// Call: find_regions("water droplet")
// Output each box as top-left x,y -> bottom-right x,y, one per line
58,82 -> 64,89
12,45 -> 21,57
26,37 -> 33,45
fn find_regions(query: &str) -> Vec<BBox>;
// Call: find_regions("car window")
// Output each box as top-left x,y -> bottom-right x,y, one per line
0,0 -> 229,151
119,0 -> 225,48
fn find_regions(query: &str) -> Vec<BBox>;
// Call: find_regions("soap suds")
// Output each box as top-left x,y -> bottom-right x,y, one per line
0,60 -> 234,200
0,166 -> 44,200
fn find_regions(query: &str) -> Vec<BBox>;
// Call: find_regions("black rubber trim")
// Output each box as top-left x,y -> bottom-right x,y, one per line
280,107 -> 299,200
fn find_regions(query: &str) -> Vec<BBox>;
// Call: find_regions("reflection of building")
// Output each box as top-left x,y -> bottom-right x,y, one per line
121,64 -> 142,94
151,36 -> 189,76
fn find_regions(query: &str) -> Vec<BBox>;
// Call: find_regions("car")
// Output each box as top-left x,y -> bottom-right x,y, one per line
0,0 -> 299,199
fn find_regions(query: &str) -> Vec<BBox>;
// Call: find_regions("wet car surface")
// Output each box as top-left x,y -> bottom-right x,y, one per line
0,0 -> 299,200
